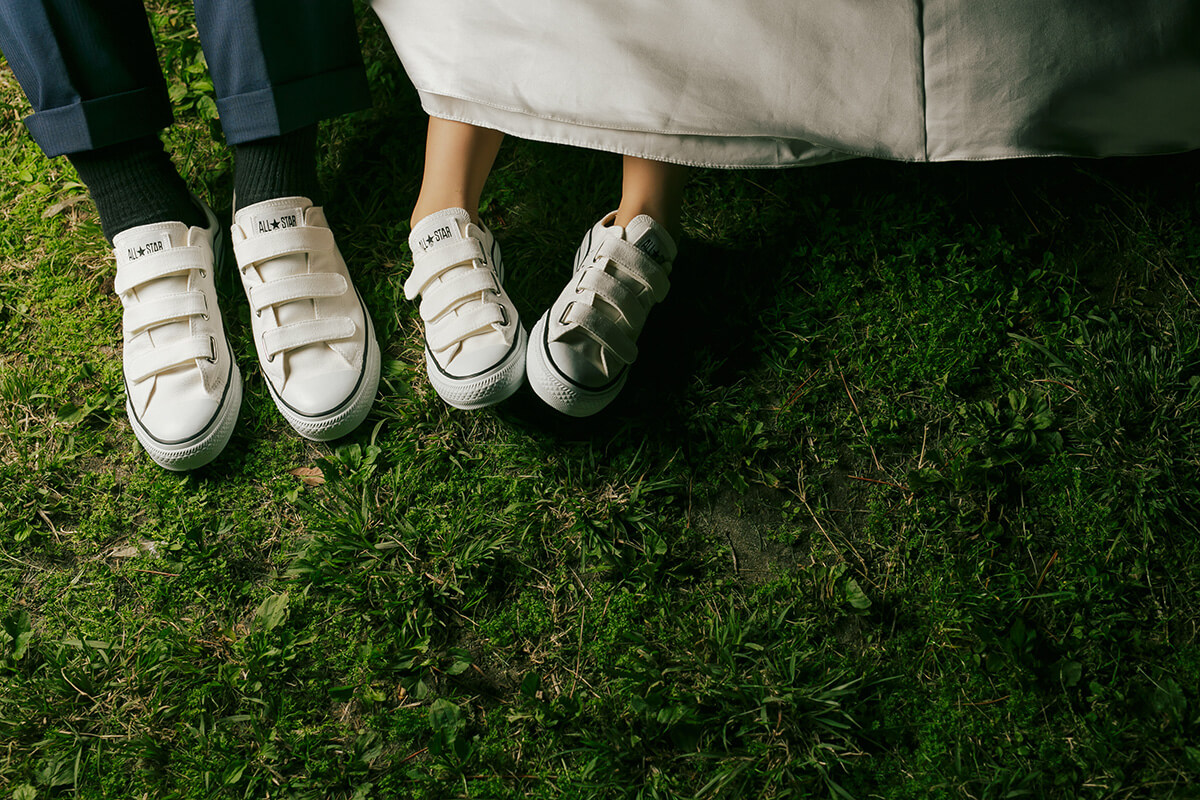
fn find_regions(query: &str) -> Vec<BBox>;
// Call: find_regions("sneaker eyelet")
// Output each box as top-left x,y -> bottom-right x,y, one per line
199,269 -> 207,279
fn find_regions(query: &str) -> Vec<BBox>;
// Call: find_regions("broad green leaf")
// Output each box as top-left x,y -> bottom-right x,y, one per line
844,576 -> 872,611
3,610 -> 32,660
252,593 -> 289,633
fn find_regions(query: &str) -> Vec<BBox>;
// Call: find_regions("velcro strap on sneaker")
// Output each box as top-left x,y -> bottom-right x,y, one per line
560,302 -> 637,366
125,335 -> 214,383
122,291 -> 209,335
250,273 -> 348,314
425,304 -> 506,352
418,269 -> 499,322
235,226 -> 335,270
262,317 -> 357,359
404,239 -> 487,300
596,238 -> 671,302
576,269 -> 648,331
114,247 -> 205,295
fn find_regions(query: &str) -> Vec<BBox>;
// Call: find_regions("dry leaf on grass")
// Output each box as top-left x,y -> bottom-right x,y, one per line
42,195 -> 88,219
289,467 -> 325,486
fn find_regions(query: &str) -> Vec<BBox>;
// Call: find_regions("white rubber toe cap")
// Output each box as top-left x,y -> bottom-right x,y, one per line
277,367 -> 364,417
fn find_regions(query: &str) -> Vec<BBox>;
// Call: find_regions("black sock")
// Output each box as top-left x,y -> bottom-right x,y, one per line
233,125 -> 321,212
67,136 -> 204,243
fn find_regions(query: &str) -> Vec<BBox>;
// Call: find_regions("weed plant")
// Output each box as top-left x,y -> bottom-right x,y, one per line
2,5 -> 1199,799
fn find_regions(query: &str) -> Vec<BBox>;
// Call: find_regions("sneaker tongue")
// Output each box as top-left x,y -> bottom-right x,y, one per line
240,202 -> 307,239
622,215 -> 676,266
236,199 -> 313,327
409,208 -> 471,254
114,221 -> 192,302
238,200 -> 310,270
113,222 -> 195,374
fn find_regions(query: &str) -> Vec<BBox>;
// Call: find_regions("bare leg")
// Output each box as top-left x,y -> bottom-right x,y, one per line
614,156 -> 689,238
410,117 -> 505,227
523,154 -> 689,415
405,117 -> 522,411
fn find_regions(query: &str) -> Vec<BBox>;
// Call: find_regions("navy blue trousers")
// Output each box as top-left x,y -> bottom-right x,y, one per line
0,0 -> 370,156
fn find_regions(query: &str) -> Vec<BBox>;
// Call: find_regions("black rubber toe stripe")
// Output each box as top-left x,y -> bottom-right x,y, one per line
540,316 -> 626,393
428,321 -> 522,381
270,288 -> 373,419
125,338 -> 236,446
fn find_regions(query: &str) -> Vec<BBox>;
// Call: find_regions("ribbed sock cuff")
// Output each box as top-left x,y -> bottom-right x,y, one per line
67,137 -> 203,243
233,125 -> 321,211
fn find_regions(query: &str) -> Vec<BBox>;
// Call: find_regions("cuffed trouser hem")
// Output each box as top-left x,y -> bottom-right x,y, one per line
23,86 -> 174,158
216,65 -> 371,145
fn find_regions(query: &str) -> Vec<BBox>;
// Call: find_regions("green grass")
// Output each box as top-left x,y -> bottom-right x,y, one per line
3,5 -> 1200,799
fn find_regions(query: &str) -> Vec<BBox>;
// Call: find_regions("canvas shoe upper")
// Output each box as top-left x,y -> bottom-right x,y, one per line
232,196 -> 379,440
405,208 -> 525,409
113,201 -> 241,470
527,212 -> 677,417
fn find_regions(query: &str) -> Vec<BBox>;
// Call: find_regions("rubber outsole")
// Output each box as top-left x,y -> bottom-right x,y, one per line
427,325 -> 527,410
526,315 -> 625,417
267,311 -> 382,441
129,365 -> 243,471
124,198 -> 242,470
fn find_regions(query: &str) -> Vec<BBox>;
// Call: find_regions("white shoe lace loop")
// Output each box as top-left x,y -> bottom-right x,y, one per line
262,318 -> 357,362
249,273 -> 348,316
234,226 -> 335,270
126,335 -> 216,383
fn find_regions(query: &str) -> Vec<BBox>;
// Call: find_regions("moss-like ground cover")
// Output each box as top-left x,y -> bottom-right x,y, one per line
2,6 -> 1199,799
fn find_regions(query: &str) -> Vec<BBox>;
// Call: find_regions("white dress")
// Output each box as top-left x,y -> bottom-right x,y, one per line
371,0 -> 1200,168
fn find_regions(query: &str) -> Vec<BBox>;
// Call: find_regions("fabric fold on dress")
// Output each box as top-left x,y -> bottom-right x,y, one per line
372,0 -> 1200,167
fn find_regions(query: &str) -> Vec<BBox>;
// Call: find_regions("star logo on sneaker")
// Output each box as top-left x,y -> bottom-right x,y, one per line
418,225 -> 454,252
256,212 -> 300,235
125,234 -> 171,262
634,237 -> 665,263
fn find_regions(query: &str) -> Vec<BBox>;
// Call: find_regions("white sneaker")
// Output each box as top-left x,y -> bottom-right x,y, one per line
405,208 -> 526,409
527,212 -> 677,417
113,201 -> 241,470
232,197 -> 380,441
